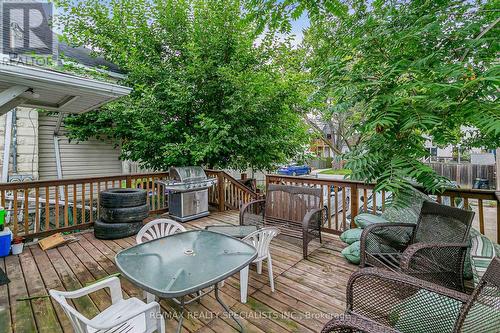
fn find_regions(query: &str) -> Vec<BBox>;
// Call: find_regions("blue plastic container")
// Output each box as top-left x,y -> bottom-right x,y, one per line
0,227 -> 12,257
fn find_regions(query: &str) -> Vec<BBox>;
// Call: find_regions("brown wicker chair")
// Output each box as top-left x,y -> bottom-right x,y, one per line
240,184 -> 324,258
360,201 -> 474,292
322,257 -> 500,333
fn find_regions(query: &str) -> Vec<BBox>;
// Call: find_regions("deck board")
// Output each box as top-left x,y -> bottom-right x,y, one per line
1,210 -> 357,333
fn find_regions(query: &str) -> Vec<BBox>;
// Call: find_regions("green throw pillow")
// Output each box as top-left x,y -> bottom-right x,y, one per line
370,224 -> 412,248
389,289 -> 461,333
340,228 -> 363,245
354,213 -> 388,228
341,241 -> 361,264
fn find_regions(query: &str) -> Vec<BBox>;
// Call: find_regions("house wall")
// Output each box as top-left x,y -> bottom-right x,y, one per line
38,113 -> 122,180
0,107 -> 39,180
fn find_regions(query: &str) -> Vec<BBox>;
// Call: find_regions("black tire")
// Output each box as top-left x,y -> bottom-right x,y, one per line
99,188 -> 147,208
94,219 -> 143,240
100,204 -> 149,223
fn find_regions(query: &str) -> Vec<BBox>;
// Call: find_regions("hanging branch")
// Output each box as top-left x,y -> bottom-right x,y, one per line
460,16 -> 500,62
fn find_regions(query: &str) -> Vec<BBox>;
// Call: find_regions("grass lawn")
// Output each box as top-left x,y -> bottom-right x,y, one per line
319,168 -> 352,175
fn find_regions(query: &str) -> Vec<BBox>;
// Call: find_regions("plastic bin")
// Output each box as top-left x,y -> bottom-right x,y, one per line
0,227 -> 12,257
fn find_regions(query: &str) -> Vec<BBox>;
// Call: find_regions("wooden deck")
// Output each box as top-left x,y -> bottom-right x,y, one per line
0,210 -> 358,333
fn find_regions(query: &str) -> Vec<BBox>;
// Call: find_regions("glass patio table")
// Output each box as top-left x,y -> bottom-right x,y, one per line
115,230 -> 257,333
204,225 -> 258,238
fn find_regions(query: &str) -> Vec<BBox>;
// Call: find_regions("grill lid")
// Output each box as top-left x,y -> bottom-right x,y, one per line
169,166 -> 207,183
159,166 -> 215,192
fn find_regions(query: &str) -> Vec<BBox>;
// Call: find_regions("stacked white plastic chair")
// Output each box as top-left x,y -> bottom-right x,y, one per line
136,218 -> 186,244
136,218 -> 187,302
50,276 -> 165,333
240,227 -> 280,302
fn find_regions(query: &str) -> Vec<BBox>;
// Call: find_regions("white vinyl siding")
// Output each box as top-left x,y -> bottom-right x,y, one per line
38,113 -> 122,180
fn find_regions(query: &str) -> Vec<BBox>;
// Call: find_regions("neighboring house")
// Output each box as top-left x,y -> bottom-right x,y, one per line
309,120 -> 349,158
424,127 -> 495,164
0,43 -> 127,182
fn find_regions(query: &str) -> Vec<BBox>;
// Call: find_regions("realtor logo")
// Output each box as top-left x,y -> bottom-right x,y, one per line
1,1 -> 54,57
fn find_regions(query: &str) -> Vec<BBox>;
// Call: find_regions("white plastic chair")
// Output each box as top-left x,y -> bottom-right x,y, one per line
49,276 -> 165,333
240,227 -> 280,303
136,218 -> 186,244
136,218 -> 186,302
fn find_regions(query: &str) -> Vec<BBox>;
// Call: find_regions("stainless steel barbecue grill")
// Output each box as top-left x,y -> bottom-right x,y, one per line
156,166 -> 216,222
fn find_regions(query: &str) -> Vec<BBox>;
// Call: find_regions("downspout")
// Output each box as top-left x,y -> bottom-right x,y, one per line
496,148 -> 500,191
11,108 -> 17,173
54,113 -> 65,180
1,111 -> 13,182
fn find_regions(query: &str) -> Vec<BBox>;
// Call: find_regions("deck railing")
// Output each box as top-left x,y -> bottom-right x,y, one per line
205,169 -> 260,211
2,170 -> 497,243
1,170 -> 260,239
266,174 -> 500,242
0,172 -> 170,238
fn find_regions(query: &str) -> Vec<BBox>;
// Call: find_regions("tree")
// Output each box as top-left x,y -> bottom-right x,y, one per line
56,0 -> 310,171
248,0 -> 500,197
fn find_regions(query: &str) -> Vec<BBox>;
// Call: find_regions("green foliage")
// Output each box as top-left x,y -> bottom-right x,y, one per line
251,0 -> 500,197
56,0 -> 310,170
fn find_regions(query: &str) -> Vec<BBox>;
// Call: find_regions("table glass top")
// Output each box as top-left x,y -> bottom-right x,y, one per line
115,230 -> 257,298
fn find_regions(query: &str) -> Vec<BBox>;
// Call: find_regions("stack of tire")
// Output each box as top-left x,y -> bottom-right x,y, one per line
94,188 -> 149,240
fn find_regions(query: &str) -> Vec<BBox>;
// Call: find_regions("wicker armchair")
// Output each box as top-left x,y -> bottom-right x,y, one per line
360,201 -> 474,292
322,257 -> 500,333
240,184 -> 324,258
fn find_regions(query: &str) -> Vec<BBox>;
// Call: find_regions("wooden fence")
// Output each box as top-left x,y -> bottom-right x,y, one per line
428,162 -> 496,189
266,174 -> 500,242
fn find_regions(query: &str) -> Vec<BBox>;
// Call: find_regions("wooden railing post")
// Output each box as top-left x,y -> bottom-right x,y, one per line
218,172 -> 225,212
126,175 -> 132,188
350,185 -> 358,228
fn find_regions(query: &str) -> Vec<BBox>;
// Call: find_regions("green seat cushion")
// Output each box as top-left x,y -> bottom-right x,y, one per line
463,228 -> 482,281
495,242 -> 500,257
354,213 -> 388,228
389,289 -> 461,333
461,296 -> 500,332
341,241 -> 361,264
470,233 -> 497,286
463,251 -> 473,281
340,228 -> 363,245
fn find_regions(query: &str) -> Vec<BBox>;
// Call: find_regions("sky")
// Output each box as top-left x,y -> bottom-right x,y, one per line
289,12 -> 310,44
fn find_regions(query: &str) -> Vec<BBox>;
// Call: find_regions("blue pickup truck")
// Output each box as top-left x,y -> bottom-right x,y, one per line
277,164 -> 311,176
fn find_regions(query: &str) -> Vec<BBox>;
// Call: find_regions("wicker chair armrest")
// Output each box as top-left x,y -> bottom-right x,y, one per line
400,242 -> 470,291
239,199 -> 266,225
401,242 -> 469,269
360,223 -> 416,267
322,315 -> 398,333
303,207 -> 325,231
347,268 -> 470,313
